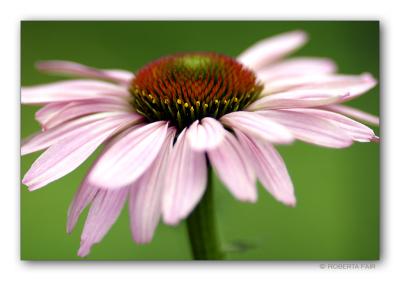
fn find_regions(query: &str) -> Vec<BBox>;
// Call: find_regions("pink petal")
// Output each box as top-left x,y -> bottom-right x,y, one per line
21,79 -> 130,104
87,121 -> 169,190
78,188 -> 129,257
208,132 -> 257,202
321,104 -> 379,126
129,127 -> 176,244
258,109 -> 353,148
257,57 -> 336,83
35,102 -> 70,126
67,179 -> 99,234
247,88 -> 350,111
237,30 -> 308,71
41,100 -> 133,129
36,60 -> 134,85
263,73 -> 376,95
235,130 -> 296,206
21,112 -> 142,155
162,129 -> 207,225
294,73 -> 377,102
283,108 -> 378,142
187,117 -> 226,151
220,111 -> 293,144
22,113 -> 139,191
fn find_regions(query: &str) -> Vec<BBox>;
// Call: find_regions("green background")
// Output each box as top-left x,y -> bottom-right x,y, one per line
21,21 -> 380,260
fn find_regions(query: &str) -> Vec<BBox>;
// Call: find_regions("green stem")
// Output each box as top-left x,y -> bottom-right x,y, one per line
186,164 -> 224,260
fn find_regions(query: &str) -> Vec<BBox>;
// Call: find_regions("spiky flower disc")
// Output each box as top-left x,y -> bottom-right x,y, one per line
130,52 -> 263,129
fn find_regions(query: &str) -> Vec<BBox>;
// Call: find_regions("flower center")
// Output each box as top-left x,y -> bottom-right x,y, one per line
129,52 -> 263,129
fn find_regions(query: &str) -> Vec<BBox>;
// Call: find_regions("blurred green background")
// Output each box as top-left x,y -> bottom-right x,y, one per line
21,21 -> 380,260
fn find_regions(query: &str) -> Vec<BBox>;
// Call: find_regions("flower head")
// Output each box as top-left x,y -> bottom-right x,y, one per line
21,30 -> 379,257
130,52 -> 262,128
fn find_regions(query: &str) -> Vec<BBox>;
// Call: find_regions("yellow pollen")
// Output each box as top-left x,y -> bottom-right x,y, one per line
234,97 -> 238,103
190,106 -> 194,112
184,103 -> 189,108
177,99 -> 182,104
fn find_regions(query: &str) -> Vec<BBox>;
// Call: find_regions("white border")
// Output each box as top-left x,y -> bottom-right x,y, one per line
1,0 -> 399,280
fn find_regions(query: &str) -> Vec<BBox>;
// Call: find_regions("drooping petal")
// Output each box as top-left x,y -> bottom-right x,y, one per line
237,30 -> 308,71
21,112 -> 143,155
35,102 -> 70,126
294,73 -> 377,102
163,129 -> 207,225
256,58 -> 336,83
208,132 -> 257,202
21,79 -> 130,104
78,188 -> 129,257
36,60 -> 134,85
235,130 -> 296,206
262,73 -> 376,95
321,104 -> 379,126
258,109 -> 353,148
67,127 -> 147,234
67,180 -> 99,234
129,127 -> 176,244
187,117 -> 226,151
87,121 -> 169,190
41,100 -> 133,129
247,87 -> 350,111
220,111 -> 293,144
22,113 -> 139,191
282,108 -> 378,142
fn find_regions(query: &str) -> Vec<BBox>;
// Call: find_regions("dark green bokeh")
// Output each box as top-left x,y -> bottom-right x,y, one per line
21,21 -> 380,260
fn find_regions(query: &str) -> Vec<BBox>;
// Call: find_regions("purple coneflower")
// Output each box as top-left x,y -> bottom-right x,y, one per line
21,30 -> 379,259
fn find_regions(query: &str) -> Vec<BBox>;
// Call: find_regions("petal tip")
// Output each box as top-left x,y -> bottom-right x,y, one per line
132,235 -> 152,245
22,177 -> 38,191
284,196 -> 297,207
77,241 -> 91,257
294,30 -> 308,40
235,193 -> 258,203
247,195 -> 258,203
20,145 -> 30,156
162,215 -> 181,226
66,220 -> 75,234
27,186 -> 37,192
371,135 -> 380,143
274,192 -> 296,207
361,72 -> 377,83
35,60 -> 49,70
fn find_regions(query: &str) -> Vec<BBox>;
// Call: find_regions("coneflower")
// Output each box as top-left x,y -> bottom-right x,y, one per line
21,30 -> 379,259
